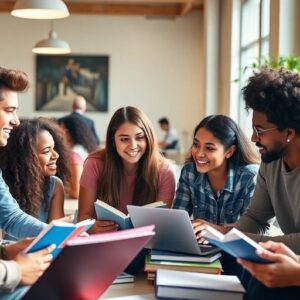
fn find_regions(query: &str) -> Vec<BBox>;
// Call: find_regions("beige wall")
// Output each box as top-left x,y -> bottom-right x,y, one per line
0,11 -> 203,151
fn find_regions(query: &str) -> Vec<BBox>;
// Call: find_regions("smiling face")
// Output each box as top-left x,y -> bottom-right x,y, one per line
251,111 -> 287,163
36,130 -> 59,177
114,121 -> 147,171
191,127 -> 235,175
0,89 -> 20,147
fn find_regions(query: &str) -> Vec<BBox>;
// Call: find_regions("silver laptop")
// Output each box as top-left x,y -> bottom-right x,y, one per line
127,206 -> 220,256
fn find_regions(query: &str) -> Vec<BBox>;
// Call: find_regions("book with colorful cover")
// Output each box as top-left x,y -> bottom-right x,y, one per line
23,219 -> 95,258
94,200 -> 166,230
144,255 -> 222,275
202,225 -> 270,264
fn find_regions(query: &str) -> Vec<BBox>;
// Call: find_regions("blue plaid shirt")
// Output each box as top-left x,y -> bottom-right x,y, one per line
172,162 -> 259,224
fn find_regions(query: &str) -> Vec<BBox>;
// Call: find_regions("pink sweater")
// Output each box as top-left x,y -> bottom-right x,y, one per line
80,157 -> 176,214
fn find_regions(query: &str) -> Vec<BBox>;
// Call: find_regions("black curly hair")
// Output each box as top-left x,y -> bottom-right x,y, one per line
242,66 -> 300,134
0,117 -> 70,217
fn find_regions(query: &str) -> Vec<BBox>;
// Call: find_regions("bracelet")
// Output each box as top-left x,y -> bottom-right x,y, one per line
0,244 -> 8,260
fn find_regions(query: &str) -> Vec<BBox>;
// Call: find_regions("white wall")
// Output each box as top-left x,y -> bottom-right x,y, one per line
0,12 -> 203,151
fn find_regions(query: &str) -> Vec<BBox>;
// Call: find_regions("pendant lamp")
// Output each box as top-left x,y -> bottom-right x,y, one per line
11,0 -> 69,19
32,23 -> 71,54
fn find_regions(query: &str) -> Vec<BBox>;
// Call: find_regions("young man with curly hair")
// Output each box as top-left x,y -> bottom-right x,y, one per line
193,67 -> 300,299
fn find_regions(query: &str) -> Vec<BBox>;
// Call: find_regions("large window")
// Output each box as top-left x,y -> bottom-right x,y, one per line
235,0 -> 270,135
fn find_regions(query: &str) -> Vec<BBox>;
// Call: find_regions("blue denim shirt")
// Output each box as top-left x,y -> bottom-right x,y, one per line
172,162 -> 259,224
0,169 -> 45,239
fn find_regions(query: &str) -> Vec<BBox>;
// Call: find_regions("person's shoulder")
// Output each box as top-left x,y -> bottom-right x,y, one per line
85,150 -> 104,167
57,113 -> 71,122
236,163 -> 259,176
181,161 -> 196,172
51,175 -> 63,185
76,112 -> 94,125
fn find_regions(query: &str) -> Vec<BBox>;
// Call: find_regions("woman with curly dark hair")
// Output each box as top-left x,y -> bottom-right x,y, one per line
58,114 -> 98,198
0,117 -> 69,226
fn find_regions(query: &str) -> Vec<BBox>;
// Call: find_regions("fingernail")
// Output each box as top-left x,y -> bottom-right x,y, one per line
50,244 -> 56,249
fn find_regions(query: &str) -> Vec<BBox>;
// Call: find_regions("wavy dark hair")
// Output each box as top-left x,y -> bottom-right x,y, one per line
242,66 -> 300,133
58,114 -> 98,152
188,115 -> 260,165
89,106 -> 165,207
0,117 -> 69,217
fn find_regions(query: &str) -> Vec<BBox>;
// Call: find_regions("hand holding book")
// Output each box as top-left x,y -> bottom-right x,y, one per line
236,240 -> 300,288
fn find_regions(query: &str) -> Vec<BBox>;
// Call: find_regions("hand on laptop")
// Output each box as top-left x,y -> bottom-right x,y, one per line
192,219 -> 209,243
192,219 -> 229,243
88,220 -> 119,234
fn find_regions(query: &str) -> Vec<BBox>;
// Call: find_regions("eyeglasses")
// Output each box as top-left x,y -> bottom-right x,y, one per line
252,125 -> 278,137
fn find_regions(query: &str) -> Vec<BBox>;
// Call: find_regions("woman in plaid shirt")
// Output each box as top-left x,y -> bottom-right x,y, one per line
172,114 -> 260,225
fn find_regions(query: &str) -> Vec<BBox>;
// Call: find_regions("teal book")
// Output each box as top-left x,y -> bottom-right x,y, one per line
202,225 -> 270,264
23,219 -> 95,258
94,200 -> 166,230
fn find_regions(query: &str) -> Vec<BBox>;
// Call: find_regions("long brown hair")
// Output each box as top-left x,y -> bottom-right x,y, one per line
90,106 -> 164,207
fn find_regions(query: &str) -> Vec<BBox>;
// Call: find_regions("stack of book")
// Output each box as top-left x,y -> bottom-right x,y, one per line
112,272 -> 135,284
144,250 -> 222,281
155,269 -> 245,300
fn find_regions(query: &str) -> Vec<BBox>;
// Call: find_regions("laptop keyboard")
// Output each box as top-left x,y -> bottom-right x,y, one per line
198,244 -> 220,255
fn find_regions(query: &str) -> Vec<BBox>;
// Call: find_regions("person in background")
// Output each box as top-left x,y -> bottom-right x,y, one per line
192,67 -> 300,298
158,117 -> 179,150
59,95 -> 100,145
58,114 -> 98,199
78,106 -> 176,234
172,114 -> 259,225
0,118 -> 69,226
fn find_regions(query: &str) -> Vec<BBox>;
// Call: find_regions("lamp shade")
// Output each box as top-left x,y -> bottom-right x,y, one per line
11,0 -> 69,19
32,30 -> 71,54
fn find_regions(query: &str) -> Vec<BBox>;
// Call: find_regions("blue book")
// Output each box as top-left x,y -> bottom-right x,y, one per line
202,226 -> 270,264
94,200 -> 166,230
23,219 -> 95,258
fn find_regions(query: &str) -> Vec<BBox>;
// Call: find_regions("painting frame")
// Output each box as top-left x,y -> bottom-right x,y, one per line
35,54 -> 109,112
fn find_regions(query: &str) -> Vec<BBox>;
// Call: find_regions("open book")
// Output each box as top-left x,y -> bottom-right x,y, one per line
23,219 -> 95,258
202,225 -> 270,264
94,200 -> 166,230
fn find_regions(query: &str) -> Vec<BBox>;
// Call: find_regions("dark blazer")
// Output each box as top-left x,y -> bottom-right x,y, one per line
60,111 -> 100,145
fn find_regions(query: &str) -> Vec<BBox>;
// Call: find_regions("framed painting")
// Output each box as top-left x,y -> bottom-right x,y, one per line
35,54 -> 109,112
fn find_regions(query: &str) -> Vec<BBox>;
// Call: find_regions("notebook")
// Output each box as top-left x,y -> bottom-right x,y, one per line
22,225 -> 155,300
127,206 -> 220,256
